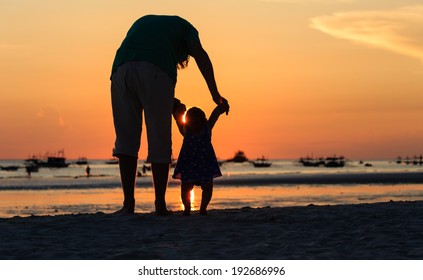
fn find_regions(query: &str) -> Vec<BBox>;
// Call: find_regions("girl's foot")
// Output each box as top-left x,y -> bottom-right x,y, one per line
182,209 -> 191,216
199,209 -> 208,216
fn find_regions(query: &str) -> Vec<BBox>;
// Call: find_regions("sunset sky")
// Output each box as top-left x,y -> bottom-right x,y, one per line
1,0 -> 422,160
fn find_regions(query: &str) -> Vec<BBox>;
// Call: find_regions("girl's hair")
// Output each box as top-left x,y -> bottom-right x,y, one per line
185,107 -> 206,134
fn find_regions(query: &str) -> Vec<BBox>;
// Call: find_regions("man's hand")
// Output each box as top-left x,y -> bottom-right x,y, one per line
217,96 -> 230,115
173,98 -> 186,116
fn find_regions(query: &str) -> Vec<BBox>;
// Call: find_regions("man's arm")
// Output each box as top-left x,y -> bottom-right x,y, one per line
187,40 -> 230,114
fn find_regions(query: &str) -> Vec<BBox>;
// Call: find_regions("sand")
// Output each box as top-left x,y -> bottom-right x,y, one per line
1,200 -> 422,260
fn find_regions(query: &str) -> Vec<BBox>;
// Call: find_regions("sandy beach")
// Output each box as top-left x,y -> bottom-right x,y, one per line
1,200 -> 422,260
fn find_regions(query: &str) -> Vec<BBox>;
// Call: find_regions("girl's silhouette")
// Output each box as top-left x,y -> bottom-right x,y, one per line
173,105 -> 226,215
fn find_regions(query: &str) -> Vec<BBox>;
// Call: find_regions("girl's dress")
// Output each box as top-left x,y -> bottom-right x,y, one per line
173,125 -> 222,184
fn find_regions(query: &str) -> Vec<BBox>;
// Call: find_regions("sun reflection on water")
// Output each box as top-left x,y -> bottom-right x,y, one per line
178,189 -> 196,211
190,189 -> 196,210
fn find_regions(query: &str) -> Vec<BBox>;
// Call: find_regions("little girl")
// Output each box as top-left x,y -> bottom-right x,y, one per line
172,105 -> 226,215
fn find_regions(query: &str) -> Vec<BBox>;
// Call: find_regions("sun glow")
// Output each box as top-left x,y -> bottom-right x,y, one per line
179,189 -> 196,211
190,189 -> 196,210
1,1 -> 423,160
182,111 -> 187,124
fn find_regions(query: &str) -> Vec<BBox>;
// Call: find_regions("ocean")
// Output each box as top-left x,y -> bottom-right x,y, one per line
1,159 -> 423,218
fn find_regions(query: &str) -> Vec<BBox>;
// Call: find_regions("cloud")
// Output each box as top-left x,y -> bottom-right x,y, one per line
259,0 -> 353,3
35,106 -> 70,134
36,106 -> 68,123
310,5 -> 423,62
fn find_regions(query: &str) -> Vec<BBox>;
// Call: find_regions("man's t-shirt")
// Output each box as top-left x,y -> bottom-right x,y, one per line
111,15 -> 200,84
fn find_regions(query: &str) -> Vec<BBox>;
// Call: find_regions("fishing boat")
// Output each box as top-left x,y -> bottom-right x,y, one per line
25,150 -> 70,168
299,155 -> 346,168
299,156 -> 325,167
324,156 -> 346,168
253,156 -> 272,168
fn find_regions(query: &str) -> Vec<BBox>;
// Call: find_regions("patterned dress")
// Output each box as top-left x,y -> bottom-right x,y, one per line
172,125 -> 222,184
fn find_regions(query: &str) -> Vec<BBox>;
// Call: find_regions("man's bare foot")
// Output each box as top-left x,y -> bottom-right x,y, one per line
112,205 -> 135,216
156,208 -> 173,216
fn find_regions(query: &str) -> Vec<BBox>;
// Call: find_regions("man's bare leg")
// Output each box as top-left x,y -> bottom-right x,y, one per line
151,162 -> 172,215
113,155 -> 137,215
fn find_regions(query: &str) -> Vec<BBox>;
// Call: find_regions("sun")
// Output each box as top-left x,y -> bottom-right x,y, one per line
182,111 -> 187,124
190,189 -> 195,206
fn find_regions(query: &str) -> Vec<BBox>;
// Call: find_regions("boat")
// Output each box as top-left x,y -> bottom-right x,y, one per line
324,156 -> 346,168
395,155 -> 423,165
228,150 -> 249,163
105,158 -> 119,164
253,156 -> 272,168
299,155 -> 346,168
299,156 -> 325,167
39,157 -> 69,168
25,150 -> 70,168
0,165 -> 20,171
412,155 -> 423,165
75,157 -> 88,165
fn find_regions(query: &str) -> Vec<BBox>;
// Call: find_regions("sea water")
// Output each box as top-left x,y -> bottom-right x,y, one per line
1,159 -> 423,217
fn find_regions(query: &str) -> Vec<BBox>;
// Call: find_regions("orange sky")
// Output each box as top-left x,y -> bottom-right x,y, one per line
1,0 -> 423,160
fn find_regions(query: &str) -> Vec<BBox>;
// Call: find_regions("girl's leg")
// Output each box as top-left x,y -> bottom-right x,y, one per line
200,180 -> 213,215
181,182 -> 194,215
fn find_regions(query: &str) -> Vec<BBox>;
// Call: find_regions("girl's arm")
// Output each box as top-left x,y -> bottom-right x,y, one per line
208,105 -> 226,130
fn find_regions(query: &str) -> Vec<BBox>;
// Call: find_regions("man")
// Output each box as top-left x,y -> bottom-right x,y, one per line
110,15 -> 229,215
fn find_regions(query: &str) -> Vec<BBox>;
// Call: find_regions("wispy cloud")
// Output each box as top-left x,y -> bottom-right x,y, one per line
36,106 -> 70,131
259,0 -> 353,3
256,0 -> 356,4
310,5 -> 423,62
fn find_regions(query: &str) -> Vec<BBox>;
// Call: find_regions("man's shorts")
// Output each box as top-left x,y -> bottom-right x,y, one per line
111,61 -> 174,163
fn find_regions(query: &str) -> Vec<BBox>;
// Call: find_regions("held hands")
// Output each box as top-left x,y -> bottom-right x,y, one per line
215,96 -> 230,115
173,98 -> 186,119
